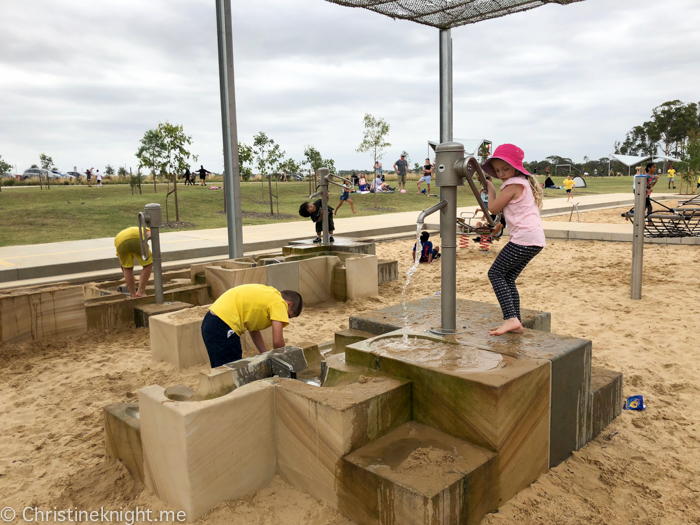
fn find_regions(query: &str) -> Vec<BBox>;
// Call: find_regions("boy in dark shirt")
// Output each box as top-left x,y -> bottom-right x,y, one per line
299,198 -> 335,243
412,231 -> 440,263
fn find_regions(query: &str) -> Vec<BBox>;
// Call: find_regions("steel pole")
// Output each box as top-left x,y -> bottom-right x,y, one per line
216,0 -> 244,258
318,168 -> 330,245
145,203 -> 164,305
631,175 -> 647,299
440,186 -> 457,332
439,29 -> 453,143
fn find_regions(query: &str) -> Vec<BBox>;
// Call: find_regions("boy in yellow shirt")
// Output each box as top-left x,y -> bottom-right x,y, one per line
562,174 -> 576,202
667,165 -> 676,189
114,226 -> 153,298
201,284 -> 303,367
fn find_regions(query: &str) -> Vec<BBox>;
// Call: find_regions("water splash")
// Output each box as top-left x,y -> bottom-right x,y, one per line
402,224 -> 423,340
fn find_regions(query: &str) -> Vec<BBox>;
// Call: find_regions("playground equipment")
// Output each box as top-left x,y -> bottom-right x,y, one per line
138,203 -> 164,304
623,196 -> 700,238
309,168 -> 353,246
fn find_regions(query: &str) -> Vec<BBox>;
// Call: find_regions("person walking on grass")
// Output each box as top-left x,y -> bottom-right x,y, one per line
482,144 -> 546,337
96,170 -> 103,187
417,158 -> 433,196
195,165 -> 212,186
393,154 -> 408,192
335,181 -> 356,216
85,168 -> 92,187
667,165 -> 676,189
114,226 -> 153,298
184,167 -> 194,186
562,174 -> 575,202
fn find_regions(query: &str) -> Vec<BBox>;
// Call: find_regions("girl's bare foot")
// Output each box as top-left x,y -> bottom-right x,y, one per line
134,291 -> 147,298
352,210 -> 357,214
489,318 -> 524,336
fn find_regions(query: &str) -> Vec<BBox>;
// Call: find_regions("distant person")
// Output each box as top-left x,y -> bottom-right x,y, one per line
184,167 -> 194,186
96,169 -> 103,187
412,231 -> 440,264
372,175 -> 392,193
358,174 -> 368,192
696,172 -> 700,192
201,284 -> 303,367
351,171 -> 359,186
374,161 -> 383,182
85,168 -> 93,187
114,226 -> 153,298
335,180 -> 356,216
280,170 -> 288,182
299,197 -> 334,243
562,174 -> 576,202
643,162 -> 659,220
545,166 -> 550,178
393,154 -> 408,192
195,165 -> 212,186
593,168 -> 598,177
417,158 -> 433,196
609,168 -> 615,177
544,176 -> 557,189
667,165 -> 676,189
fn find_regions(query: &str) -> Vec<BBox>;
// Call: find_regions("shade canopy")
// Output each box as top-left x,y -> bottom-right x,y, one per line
610,153 -> 651,167
325,0 -> 584,29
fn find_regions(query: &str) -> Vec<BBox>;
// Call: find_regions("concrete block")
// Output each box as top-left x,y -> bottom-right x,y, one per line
298,256 -> 340,305
189,259 -> 229,282
588,366 -> 623,441
104,403 -> 143,483
346,332 -> 551,506
191,367 -> 237,400
265,261 -> 300,294
139,381 -> 276,522
275,376 -> 412,510
0,284 -> 87,344
331,265 -> 347,302
333,329 -> 376,355
345,255 -> 379,300
377,259 -> 399,285
134,301 -> 192,328
452,329 -> 592,468
349,296 -> 551,335
205,266 -> 266,300
296,341 -> 323,369
282,244 -> 326,256
149,306 -> 210,370
330,240 -> 376,255
340,422 -> 498,525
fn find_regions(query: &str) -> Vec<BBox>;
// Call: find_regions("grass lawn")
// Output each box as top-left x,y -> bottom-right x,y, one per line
0,175 -> 670,247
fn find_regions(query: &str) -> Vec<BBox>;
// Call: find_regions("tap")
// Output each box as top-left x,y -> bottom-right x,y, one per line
416,200 -> 448,227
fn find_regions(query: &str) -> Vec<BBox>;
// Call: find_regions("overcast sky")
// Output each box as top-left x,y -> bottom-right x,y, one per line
1,0 -> 699,174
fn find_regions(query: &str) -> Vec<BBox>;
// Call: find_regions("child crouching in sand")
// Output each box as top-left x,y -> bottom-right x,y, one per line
483,144 -> 545,336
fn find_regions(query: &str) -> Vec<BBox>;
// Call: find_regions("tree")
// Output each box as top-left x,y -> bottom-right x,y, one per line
678,131 -> 700,194
30,164 -> 38,169
136,128 -> 167,194
401,150 -> 411,169
647,101 -> 699,171
279,158 -> 301,177
356,113 -> 391,207
0,156 -> 11,174
39,153 -> 55,171
238,142 -> 254,182
105,164 -> 115,177
118,166 -> 128,177
158,122 -> 196,222
253,132 -> 285,204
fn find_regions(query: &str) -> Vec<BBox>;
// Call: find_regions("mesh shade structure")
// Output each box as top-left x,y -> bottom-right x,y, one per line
325,0 -> 584,29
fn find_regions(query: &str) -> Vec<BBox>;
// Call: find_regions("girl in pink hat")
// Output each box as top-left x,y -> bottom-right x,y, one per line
482,144 -> 545,336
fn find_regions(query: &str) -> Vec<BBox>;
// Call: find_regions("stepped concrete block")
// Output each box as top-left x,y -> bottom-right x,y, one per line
139,381 -> 276,522
346,255 -> 379,300
205,266 -> 266,300
134,301 -> 192,328
296,341 -> 323,368
149,306 -> 211,370
0,284 -> 87,343
265,262 -> 300,294
349,296 -> 551,335
323,353 -> 383,387
333,329 -> 376,355
275,375 -> 412,510
340,422 -> 498,525
346,332 -> 551,506
104,403 -> 143,483
588,366 -> 623,441
452,329 -> 592,468
378,259 -> 399,285
331,265 -> 347,302
282,244 -> 326,256
299,256 -> 340,305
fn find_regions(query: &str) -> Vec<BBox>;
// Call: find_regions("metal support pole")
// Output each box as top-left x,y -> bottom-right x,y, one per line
631,175 -> 647,299
439,29 -> 453,144
140,203 -> 164,304
216,0 -> 244,258
440,185 -> 457,332
318,167 -> 330,245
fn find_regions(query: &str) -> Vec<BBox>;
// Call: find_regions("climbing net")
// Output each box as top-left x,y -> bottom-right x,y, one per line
623,198 -> 700,238
323,0 -> 585,29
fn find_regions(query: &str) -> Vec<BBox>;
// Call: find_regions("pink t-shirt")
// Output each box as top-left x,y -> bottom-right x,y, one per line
501,177 -> 546,247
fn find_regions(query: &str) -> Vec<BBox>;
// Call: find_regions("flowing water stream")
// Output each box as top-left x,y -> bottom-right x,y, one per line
401,224 -> 424,341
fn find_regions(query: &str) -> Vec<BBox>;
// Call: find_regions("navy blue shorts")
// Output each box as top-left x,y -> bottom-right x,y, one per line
201,311 -> 242,367
340,192 -> 350,201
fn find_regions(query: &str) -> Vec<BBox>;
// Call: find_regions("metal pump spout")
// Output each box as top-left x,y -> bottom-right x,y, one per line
417,200 -> 448,228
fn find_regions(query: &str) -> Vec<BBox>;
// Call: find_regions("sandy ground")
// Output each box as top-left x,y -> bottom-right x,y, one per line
2,214 -> 700,524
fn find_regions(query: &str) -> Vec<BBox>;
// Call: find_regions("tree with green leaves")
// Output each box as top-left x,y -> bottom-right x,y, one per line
136,128 -> 167,194
647,101 -> 699,171
238,142 -> 254,182
105,164 -> 115,177
39,153 -> 55,189
158,122 -> 197,222
253,132 -> 285,206
279,158 -> 301,180
0,156 -> 11,174
356,113 -> 391,206
678,131 -> 700,194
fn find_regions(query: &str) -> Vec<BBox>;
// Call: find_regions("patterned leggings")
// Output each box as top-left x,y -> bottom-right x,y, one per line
488,242 -> 543,321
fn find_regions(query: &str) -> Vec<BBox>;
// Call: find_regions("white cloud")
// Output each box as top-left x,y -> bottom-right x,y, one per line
0,0 -> 698,173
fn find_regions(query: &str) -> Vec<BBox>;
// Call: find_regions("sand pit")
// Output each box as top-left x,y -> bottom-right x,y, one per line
1,235 -> 700,524
543,199 -> 687,225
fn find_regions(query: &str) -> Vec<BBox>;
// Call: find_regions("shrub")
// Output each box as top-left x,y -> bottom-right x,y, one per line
2,178 -> 15,186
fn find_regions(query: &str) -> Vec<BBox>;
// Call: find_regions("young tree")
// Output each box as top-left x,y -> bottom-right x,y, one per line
678,131 -> 700,194
0,155 -> 10,193
647,101 -> 700,171
238,142 -> 254,182
39,153 -> 55,189
356,113 -> 391,207
105,164 -> 115,177
253,132 -> 285,203
136,128 -> 166,194
158,122 -> 197,222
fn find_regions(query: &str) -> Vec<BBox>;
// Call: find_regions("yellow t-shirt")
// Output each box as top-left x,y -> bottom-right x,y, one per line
210,284 -> 289,335
114,227 -> 146,248
562,179 -> 575,190
667,169 -> 675,178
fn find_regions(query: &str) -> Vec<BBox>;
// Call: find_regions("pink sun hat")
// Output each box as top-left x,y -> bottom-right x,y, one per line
481,144 -> 531,177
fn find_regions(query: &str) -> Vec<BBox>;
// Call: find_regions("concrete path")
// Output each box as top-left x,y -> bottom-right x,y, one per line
0,193 -> 682,286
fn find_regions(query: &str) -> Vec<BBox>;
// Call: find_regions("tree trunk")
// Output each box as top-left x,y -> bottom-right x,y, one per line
268,174 -> 273,216
153,171 -> 157,193
174,173 -> 179,222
